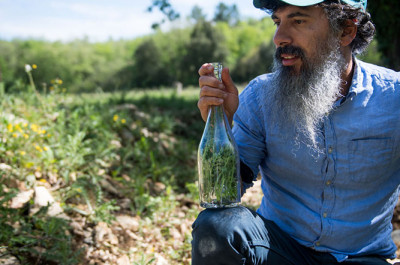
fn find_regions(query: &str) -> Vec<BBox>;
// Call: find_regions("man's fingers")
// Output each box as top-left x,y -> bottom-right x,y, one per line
199,75 -> 224,90
221,68 -> 238,95
199,85 -> 227,99
198,63 -> 214,76
198,96 -> 224,121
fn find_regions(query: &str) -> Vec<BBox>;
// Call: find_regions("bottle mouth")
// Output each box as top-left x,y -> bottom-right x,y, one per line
211,62 -> 223,81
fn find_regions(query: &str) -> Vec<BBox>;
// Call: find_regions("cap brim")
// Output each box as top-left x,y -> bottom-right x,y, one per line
254,0 -> 324,8
342,0 -> 367,10
254,0 -> 367,10
280,0 -> 324,6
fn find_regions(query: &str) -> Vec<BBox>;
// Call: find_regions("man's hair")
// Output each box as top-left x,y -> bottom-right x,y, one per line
263,0 -> 375,55
319,1 -> 375,55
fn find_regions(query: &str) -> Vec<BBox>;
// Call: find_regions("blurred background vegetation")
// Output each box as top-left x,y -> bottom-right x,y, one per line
0,2 -> 395,95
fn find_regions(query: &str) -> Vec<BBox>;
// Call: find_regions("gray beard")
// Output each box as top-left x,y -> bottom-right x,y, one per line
266,39 -> 347,153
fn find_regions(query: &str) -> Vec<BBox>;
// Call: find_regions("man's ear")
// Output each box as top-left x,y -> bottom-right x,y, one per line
340,19 -> 357,47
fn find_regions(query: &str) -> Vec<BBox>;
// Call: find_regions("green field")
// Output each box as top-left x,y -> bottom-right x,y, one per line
0,84 -> 208,264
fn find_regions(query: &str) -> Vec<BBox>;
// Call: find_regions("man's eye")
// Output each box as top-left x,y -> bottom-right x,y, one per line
294,20 -> 304,24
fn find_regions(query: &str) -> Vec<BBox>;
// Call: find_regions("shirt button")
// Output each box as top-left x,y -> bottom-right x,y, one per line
326,180 -> 332,186
328,146 -> 333,154
323,212 -> 328,218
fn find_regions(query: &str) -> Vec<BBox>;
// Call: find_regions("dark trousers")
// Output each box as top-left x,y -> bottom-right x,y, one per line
191,206 -> 390,265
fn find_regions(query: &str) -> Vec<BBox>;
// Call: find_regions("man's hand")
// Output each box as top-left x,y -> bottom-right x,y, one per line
197,63 -> 239,125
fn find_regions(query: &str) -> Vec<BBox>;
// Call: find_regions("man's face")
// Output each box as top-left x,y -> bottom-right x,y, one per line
266,5 -> 347,152
272,5 -> 333,74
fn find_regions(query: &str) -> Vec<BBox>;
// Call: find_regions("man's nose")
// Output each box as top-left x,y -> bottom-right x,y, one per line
273,24 -> 292,48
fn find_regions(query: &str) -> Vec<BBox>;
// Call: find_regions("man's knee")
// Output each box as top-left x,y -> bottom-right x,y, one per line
191,206 -> 256,263
192,206 -> 256,239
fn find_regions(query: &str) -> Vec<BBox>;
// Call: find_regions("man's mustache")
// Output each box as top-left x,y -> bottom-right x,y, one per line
275,45 -> 305,62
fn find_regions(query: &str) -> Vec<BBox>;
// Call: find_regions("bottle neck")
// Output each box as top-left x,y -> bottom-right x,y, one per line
209,105 -> 225,127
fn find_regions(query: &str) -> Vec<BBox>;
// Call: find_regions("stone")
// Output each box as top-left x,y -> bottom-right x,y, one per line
10,190 -> 34,209
31,186 -> 68,219
118,198 -> 132,210
115,215 -> 139,232
94,222 -> 118,246
116,254 -> 130,265
392,230 -> 400,246
0,255 -> 20,265
99,178 -> 119,196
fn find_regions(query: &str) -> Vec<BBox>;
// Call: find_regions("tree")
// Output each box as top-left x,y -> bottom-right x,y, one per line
132,39 -> 171,88
147,0 -> 180,29
232,41 -> 275,83
213,3 -> 240,26
189,5 -> 207,24
368,0 -> 400,70
180,21 -> 227,85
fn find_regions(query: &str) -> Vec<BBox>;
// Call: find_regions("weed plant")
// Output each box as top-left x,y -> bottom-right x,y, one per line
199,142 -> 238,205
0,66 -> 201,263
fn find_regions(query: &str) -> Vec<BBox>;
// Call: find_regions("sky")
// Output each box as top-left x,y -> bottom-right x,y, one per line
0,0 -> 266,42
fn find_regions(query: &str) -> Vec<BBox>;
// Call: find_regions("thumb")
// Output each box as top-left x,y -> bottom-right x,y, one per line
221,67 -> 238,95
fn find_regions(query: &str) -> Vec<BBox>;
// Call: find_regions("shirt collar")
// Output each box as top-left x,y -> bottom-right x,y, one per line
347,57 -> 364,98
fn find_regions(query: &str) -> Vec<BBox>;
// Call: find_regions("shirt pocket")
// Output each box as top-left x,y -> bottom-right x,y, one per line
347,137 -> 394,184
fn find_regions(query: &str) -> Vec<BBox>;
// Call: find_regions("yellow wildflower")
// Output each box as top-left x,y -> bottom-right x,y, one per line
7,123 -> 13,132
35,145 -> 43,152
31,124 -> 39,132
19,151 -> 26,156
32,64 -> 37,69
23,134 -> 29,139
12,133 -> 18,138
58,79 -> 63,85
23,123 -> 28,128
113,115 -> 119,122
43,146 -> 49,151
49,86 -> 54,91
41,129 -> 46,134
39,179 -> 47,183
121,119 -> 126,124
15,124 -> 23,133
25,162 -> 34,168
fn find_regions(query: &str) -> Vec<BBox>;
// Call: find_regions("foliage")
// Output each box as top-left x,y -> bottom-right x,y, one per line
213,3 -> 240,26
180,21 -> 228,85
147,0 -> 180,29
189,5 -> 207,23
367,0 -> 400,70
0,183 -> 82,264
232,40 -> 275,83
132,39 -> 171,88
0,66 -> 203,262
0,3 -> 389,92
199,141 -> 239,206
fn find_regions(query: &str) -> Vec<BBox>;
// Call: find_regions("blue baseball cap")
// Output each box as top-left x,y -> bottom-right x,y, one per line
254,0 -> 367,10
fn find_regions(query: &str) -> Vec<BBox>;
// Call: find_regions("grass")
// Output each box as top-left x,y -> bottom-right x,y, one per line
0,78 -> 204,264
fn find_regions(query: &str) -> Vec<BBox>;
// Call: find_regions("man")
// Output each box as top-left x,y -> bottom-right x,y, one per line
193,0 -> 400,264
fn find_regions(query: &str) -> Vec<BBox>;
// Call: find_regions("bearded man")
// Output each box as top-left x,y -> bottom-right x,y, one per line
193,0 -> 400,264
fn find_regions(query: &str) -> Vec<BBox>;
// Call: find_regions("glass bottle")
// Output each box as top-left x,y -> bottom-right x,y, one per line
197,62 -> 241,208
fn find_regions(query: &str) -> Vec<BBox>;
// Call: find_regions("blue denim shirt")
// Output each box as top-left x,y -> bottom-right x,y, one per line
233,59 -> 400,261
